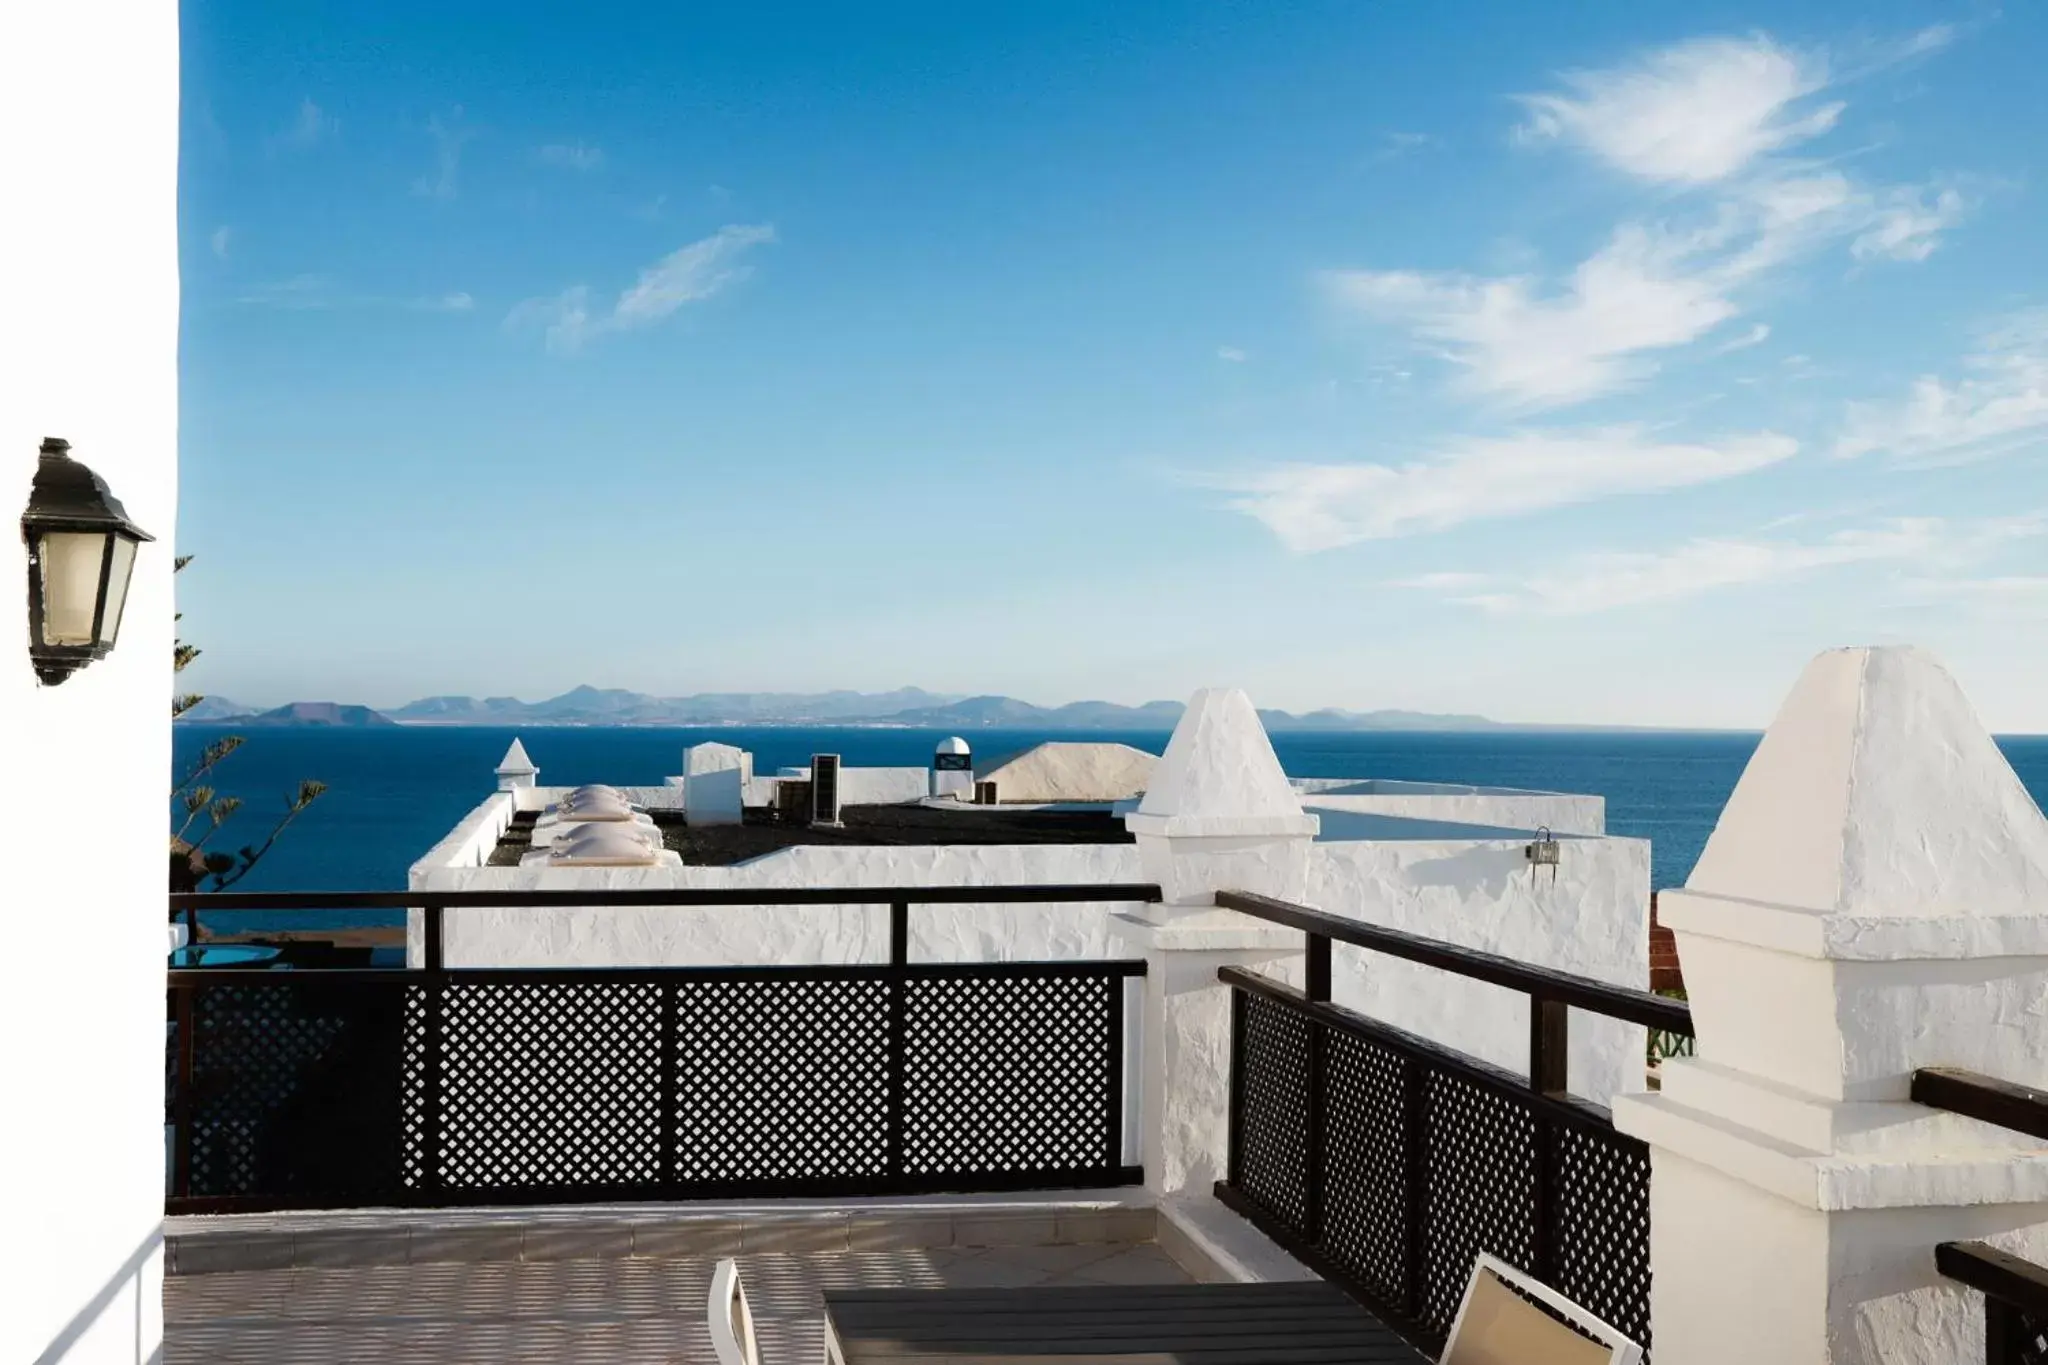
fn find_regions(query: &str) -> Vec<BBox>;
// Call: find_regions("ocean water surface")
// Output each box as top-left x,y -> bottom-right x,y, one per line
173,725 -> 2048,910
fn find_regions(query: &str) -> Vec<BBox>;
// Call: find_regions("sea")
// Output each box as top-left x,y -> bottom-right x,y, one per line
173,725 -> 2048,932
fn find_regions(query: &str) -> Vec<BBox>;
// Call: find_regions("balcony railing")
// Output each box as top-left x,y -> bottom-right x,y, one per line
1210,888 -> 1694,1358
166,884 -> 1159,1214
1918,1068 -> 2048,1365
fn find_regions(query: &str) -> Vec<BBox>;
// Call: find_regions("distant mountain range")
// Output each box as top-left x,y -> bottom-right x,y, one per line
175,684 -> 1500,732
233,702 -> 399,728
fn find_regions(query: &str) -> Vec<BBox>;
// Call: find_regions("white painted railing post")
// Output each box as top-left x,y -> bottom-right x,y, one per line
1111,688 -> 1317,1196
1615,646 -> 2048,1364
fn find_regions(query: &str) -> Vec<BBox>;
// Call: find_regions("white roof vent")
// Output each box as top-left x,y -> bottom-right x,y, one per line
558,793 -> 634,822
550,824 -> 660,866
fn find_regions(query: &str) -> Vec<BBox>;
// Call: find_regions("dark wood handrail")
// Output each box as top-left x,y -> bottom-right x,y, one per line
171,883 -> 1164,912
1913,1068 -> 2048,1142
1937,1241 -> 2048,1318
1220,964 -> 1622,1134
1217,888 -> 1694,1035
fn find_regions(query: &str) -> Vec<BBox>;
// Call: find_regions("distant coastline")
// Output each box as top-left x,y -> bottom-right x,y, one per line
174,683 -> 1513,733
173,684 -> 1766,735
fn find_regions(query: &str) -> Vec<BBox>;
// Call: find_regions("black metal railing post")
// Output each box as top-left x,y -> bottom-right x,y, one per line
658,978 -> 680,1192
890,900 -> 910,966
885,914 -> 909,1181
419,902 -> 445,1201
1938,1241 -> 2048,1365
171,983 -> 195,1200
1529,993 -> 1569,1281
1226,985 -> 1247,1187
1987,1297 -> 2028,1365
1402,1052 -> 1429,1322
1304,931 -> 1331,1242
1106,968 -> 1125,1170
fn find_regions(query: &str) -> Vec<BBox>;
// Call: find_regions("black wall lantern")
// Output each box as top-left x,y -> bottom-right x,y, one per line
21,438 -> 154,686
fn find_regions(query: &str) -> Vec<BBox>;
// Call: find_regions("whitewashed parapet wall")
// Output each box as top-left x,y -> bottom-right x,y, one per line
1,2 -> 178,1361
1616,646 -> 2048,1365
1310,828 -> 1648,1105
1294,778 -> 1604,837
410,697 -> 1650,1106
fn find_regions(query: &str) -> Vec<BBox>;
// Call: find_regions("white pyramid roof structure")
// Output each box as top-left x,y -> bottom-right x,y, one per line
1687,646 -> 2048,919
495,738 -> 537,776
975,742 -> 1156,803
1126,688 -> 1317,838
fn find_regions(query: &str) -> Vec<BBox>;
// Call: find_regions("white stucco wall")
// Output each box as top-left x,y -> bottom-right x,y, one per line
1294,780 -> 1604,836
1307,833 -> 1651,1107
415,791 -> 517,871
427,843 -> 1151,967
0,4 -> 177,1361
409,802 -> 1649,1105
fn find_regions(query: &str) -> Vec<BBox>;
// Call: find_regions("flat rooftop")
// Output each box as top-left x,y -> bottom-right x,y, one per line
493,805 -> 1135,868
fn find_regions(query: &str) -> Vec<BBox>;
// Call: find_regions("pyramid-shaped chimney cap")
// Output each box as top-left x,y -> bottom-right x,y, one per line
1125,688 -> 1317,838
496,738 -> 538,776
1686,646 -> 2048,919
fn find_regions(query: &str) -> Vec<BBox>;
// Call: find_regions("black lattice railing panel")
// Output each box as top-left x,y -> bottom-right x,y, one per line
1320,1029 -> 1410,1308
1233,989 -> 1314,1237
171,958 -> 1141,1211
181,980 -> 408,1201
1418,1066 -> 1540,1333
673,975 -> 890,1185
903,971 -> 1116,1177
1554,1122 -> 1653,1349
432,980 -> 667,1190
1218,974 -> 1657,1359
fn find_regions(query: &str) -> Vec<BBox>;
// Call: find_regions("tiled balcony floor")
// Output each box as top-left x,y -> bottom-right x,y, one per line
165,1240 -> 1193,1364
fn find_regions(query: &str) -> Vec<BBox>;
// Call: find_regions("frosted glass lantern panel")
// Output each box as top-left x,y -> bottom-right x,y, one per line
99,535 -> 138,645
36,531 -> 108,645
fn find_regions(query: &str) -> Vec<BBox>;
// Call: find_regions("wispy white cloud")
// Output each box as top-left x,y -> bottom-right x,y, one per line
1325,223 -> 1742,409
506,224 -> 776,354
1327,164 -> 1964,409
236,276 -> 474,312
537,141 -> 604,171
1404,512 -> 2045,615
210,226 -> 233,260
1836,309 -> 2048,465
1850,186 -> 1968,263
1319,33 -> 1961,410
1514,35 -> 1840,185
268,97 -> 337,153
1715,322 -> 1770,354
1217,346 -> 1249,363
413,109 -> 476,200
1214,426 -> 1797,552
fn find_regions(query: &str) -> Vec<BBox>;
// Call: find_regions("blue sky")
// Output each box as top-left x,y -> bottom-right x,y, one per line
178,0 -> 2046,729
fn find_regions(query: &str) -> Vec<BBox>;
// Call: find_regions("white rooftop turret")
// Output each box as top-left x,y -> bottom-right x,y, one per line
496,738 -> 538,792
1126,688 -> 1317,838
1615,650 -> 2048,1363
1687,644 -> 2048,920
937,736 -> 971,757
